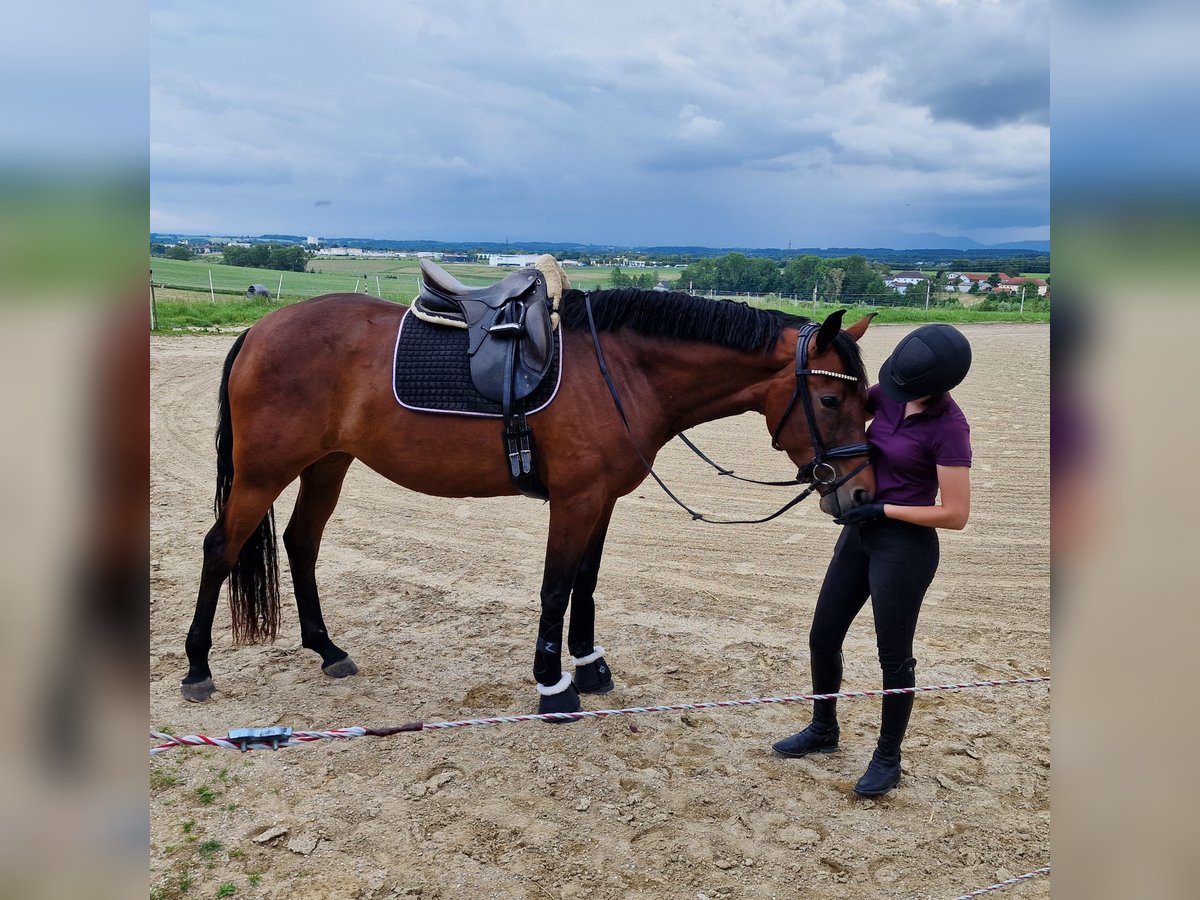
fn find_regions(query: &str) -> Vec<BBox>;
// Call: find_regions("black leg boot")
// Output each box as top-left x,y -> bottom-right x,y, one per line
772,652 -> 842,758
854,657 -> 916,797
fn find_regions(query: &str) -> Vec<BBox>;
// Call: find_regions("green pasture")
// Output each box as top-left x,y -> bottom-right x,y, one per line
151,281 -> 1047,331
150,256 -> 417,302
308,257 -> 668,290
150,256 -> 663,304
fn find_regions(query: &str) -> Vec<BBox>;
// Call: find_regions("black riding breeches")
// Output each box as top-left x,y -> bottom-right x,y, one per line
809,519 -> 940,673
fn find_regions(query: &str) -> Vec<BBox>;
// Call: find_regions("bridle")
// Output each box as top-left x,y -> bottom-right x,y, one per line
584,298 -> 872,525
768,321 -> 873,494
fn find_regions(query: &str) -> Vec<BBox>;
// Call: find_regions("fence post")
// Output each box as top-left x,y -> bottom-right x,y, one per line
209,270 -> 216,303
925,280 -> 931,315
150,277 -> 158,330
278,272 -> 284,302
1020,286 -> 1026,318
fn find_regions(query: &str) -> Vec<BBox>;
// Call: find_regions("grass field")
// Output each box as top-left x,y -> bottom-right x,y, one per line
151,281 -> 1048,331
151,256 -> 676,304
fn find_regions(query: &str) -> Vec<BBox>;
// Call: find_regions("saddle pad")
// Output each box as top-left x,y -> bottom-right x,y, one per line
392,309 -> 563,417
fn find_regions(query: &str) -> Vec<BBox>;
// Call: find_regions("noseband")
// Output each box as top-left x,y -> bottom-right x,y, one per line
770,322 -> 872,492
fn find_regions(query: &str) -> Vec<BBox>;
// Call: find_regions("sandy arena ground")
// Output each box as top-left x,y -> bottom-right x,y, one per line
150,322 -> 1049,900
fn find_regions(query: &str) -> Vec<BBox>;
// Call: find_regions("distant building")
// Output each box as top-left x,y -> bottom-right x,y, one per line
488,253 -> 543,267
884,270 -> 929,294
995,276 -> 1049,296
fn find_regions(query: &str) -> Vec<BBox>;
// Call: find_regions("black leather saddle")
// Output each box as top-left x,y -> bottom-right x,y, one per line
412,258 -> 562,499
413,259 -> 555,403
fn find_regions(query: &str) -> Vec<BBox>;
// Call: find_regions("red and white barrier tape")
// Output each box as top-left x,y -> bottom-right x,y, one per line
954,866 -> 1049,898
151,675 -> 1047,756
150,727 -> 367,756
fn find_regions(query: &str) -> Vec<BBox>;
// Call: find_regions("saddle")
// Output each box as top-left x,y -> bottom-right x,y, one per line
411,257 -> 567,499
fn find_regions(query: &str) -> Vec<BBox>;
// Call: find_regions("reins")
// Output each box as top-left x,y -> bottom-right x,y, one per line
582,296 -> 869,526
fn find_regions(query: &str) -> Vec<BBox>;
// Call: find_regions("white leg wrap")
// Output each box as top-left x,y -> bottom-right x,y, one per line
536,671 -> 574,696
571,645 -> 607,667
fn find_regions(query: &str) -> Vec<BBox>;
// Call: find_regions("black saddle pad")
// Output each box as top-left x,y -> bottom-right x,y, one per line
392,310 -> 563,416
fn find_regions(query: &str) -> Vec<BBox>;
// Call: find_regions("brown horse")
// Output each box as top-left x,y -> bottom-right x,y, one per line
182,286 -> 875,714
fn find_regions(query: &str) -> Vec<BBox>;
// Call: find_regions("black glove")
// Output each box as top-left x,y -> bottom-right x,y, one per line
834,502 -> 886,526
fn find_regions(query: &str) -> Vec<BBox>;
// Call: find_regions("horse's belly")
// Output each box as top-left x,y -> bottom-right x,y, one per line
350,412 -> 524,499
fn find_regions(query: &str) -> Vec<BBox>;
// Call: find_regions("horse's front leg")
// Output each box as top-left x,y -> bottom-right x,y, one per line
533,495 -> 609,717
567,499 -> 616,695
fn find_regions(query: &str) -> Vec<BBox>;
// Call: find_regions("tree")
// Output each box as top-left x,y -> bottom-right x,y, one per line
222,242 -> 309,272
609,266 -> 630,287
746,258 -> 782,294
987,272 -> 1002,288
714,253 -> 751,292
676,258 -> 719,293
824,267 -> 846,304
166,245 -> 194,261
833,255 -> 889,304
781,255 -> 823,298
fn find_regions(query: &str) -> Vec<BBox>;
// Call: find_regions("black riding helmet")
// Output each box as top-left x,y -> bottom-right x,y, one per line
878,324 -> 971,402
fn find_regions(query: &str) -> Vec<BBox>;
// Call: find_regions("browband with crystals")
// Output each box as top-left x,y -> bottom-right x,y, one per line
800,368 -> 860,382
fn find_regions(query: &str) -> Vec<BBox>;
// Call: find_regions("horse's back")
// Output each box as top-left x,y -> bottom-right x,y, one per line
248,293 -> 406,346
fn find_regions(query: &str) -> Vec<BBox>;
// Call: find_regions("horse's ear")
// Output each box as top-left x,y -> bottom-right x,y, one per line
814,309 -> 847,354
844,312 -> 878,343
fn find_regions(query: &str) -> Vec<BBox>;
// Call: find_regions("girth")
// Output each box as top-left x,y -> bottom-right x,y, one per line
412,258 -> 562,499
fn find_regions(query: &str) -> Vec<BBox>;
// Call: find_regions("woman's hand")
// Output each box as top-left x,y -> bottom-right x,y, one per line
834,501 -> 887,525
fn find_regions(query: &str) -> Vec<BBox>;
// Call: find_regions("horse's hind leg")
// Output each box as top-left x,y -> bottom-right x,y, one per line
282,453 -> 358,678
567,499 -> 616,694
182,478 -> 287,702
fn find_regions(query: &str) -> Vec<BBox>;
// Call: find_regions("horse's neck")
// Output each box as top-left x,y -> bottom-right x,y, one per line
637,337 -> 782,435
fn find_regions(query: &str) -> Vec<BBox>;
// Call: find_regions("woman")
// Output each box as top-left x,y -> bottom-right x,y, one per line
772,323 -> 973,797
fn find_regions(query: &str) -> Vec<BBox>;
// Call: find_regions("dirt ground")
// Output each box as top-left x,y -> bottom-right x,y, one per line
150,322 -> 1049,900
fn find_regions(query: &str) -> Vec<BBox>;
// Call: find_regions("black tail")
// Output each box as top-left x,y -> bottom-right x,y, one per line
214,330 -> 280,644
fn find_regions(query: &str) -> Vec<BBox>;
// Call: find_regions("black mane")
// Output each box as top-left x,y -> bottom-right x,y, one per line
558,287 -> 867,382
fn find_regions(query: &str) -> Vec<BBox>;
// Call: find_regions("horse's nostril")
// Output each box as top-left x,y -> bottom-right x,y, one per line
852,488 -> 870,507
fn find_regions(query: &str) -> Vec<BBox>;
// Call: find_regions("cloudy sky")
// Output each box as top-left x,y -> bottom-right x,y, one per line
151,0 -> 1049,249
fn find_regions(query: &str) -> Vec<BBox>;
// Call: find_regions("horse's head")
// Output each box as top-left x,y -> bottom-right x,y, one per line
765,310 -> 877,517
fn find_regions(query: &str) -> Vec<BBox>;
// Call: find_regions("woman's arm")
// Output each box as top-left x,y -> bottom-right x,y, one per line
883,465 -> 971,530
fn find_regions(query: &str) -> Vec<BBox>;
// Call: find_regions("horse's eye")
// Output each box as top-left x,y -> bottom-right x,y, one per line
820,396 -> 839,409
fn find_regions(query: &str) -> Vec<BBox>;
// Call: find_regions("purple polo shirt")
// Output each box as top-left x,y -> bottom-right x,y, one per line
866,385 -> 972,506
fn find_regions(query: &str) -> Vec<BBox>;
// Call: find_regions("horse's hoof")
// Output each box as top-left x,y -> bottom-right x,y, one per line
322,656 -> 359,679
574,658 -> 614,694
180,678 -> 215,703
537,683 -> 582,722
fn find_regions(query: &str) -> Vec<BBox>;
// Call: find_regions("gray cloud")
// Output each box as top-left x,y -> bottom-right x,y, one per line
150,0 -> 1049,247
920,72 -> 1050,128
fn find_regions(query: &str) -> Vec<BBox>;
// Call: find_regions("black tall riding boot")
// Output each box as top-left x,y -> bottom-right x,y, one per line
854,657 -> 916,796
772,651 -> 843,758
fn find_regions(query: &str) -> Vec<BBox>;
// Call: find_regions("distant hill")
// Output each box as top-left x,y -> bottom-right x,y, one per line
989,240 -> 1051,251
